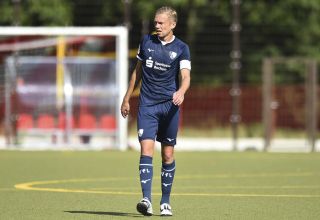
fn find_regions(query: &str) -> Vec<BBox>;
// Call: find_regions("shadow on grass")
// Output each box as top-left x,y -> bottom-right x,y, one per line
64,210 -> 149,217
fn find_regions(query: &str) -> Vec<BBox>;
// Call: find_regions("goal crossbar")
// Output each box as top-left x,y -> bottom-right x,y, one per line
0,26 -> 127,36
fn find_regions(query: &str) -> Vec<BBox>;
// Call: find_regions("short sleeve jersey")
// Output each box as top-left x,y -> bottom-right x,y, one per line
137,34 -> 191,106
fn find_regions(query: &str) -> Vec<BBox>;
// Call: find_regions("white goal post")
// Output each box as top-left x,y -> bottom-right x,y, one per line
1,26 -> 128,150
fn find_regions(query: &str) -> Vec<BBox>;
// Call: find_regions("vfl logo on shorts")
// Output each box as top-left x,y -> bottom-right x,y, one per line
167,138 -> 174,142
138,129 -> 144,137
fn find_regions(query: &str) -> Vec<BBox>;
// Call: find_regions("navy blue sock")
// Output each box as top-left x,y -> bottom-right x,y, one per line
160,160 -> 175,204
139,155 -> 153,202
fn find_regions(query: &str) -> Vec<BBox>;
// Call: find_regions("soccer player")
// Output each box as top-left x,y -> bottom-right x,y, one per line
121,6 -> 191,216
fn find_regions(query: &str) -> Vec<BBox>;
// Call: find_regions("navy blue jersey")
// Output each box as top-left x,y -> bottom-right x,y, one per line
137,34 -> 191,106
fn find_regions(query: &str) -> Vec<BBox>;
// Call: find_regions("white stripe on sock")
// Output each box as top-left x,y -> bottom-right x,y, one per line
140,164 -> 153,167
162,167 -> 175,172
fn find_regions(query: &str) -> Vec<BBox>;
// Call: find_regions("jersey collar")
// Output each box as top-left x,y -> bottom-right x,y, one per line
158,35 -> 175,45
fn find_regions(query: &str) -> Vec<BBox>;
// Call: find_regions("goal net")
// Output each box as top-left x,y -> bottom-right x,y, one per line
0,27 -> 128,150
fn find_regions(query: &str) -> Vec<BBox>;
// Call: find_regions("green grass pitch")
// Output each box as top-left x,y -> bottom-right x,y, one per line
0,150 -> 320,219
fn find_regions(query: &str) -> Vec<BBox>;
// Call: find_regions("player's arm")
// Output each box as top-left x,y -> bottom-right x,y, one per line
173,68 -> 191,106
121,60 -> 142,118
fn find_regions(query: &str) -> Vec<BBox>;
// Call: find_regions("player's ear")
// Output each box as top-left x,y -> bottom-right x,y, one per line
171,22 -> 176,30
171,21 -> 177,29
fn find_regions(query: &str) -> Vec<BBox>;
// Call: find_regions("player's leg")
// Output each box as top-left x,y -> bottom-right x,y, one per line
137,140 -> 155,216
159,145 -> 175,216
137,140 -> 154,214
157,102 -> 179,216
136,106 -> 158,216
160,144 -> 175,208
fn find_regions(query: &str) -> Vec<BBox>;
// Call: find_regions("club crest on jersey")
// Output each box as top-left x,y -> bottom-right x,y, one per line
138,129 -> 144,137
169,51 -> 177,59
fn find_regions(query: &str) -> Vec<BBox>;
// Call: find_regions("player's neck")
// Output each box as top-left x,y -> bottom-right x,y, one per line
158,33 -> 175,45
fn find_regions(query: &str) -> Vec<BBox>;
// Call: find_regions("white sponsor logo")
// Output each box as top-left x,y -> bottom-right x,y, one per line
146,57 -> 153,68
153,61 -> 171,71
145,59 -> 172,72
166,138 -> 174,142
138,129 -> 144,137
169,51 -> 177,59
147,48 -> 154,52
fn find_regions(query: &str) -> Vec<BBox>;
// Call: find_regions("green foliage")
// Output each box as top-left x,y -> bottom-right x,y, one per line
213,0 -> 320,83
241,0 -> 320,57
0,0 -> 72,26
0,1 -> 13,25
100,1 -> 124,25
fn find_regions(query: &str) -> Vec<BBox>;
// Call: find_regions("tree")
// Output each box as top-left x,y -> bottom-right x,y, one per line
0,0 -> 72,26
214,0 -> 320,83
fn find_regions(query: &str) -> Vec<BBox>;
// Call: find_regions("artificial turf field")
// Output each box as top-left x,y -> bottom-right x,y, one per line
0,150 -> 320,220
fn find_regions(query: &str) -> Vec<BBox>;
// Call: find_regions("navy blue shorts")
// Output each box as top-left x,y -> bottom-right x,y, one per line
137,101 -> 180,146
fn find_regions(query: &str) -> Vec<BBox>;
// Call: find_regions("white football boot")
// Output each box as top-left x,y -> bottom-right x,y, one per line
160,203 -> 173,216
136,198 -> 153,216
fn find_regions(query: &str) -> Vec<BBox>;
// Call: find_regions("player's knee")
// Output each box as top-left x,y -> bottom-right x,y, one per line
141,146 -> 154,157
161,151 -> 174,163
162,157 -> 174,164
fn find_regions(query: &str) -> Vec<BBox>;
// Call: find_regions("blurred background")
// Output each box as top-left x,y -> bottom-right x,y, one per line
0,0 -> 319,152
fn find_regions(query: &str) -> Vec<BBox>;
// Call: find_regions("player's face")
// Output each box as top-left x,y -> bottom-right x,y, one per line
154,13 -> 176,41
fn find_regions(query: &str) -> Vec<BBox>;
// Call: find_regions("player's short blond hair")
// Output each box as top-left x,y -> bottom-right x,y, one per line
155,6 -> 178,23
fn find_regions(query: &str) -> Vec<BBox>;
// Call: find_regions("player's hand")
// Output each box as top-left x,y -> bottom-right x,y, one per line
173,91 -> 184,106
121,100 -> 130,118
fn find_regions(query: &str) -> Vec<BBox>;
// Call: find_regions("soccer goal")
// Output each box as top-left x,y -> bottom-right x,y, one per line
262,57 -> 318,152
0,26 -> 128,150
